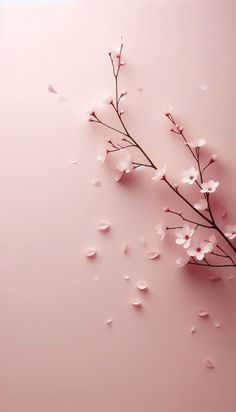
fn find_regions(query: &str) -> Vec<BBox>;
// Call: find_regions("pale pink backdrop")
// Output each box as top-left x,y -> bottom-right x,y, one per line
0,1 -> 235,411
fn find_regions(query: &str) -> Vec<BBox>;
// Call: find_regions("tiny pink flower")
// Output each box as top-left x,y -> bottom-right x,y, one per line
181,167 -> 199,185
176,256 -> 190,267
194,198 -> 208,211
210,153 -> 218,163
200,180 -> 219,193
224,225 -> 236,240
115,154 -> 133,182
187,240 -> 211,261
155,223 -> 166,241
175,225 -> 194,249
185,138 -> 206,148
96,145 -> 107,164
151,165 -> 167,182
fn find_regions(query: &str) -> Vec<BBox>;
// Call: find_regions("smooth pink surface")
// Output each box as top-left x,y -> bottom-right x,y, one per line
0,1 -> 235,411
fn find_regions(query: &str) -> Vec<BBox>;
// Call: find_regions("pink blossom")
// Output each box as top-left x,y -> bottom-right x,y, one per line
176,256 -> 190,267
115,154 -> 133,182
194,198 -> 208,211
185,138 -> 206,148
224,225 -> 236,240
200,180 -> 219,193
175,225 -> 194,249
187,240 -> 211,261
96,145 -> 107,164
155,223 -> 166,241
151,165 -> 167,182
181,167 -> 199,185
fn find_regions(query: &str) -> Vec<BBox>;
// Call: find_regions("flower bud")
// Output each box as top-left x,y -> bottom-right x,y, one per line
163,207 -> 169,212
210,153 -> 218,163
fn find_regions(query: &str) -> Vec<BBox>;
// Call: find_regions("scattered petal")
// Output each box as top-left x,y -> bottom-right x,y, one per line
197,309 -> 209,318
156,223 -> 167,241
91,178 -> 101,187
209,275 -> 222,282
137,84 -> 143,92
94,274 -> 100,282
190,326 -> 196,334
69,159 -> 79,164
227,275 -> 235,280
204,359 -> 215,369
48,83 -> 57,93
85,249 -> 97,258
122,243 -> 128,254
147,250 -> 160,260
106,319 -> 113,325
136,282 -> 148,291
221,207 -> 227,218
97,221 -> 110,232
214,320 -> 221,328
176,256 -> 190,267
123,274 -> 130,280
131,299 -> 142,307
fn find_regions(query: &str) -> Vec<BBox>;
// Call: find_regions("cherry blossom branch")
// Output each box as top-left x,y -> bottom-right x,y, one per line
89,40 -> 236,269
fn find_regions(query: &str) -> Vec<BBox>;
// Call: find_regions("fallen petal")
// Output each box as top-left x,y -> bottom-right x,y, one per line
131,299 -> 142,307
106,319 -> 113,325
136,282 -> 148,291
122,243 -> 128,254
48,84 -> 57,93
209,275 -> 222,282
123,274 -> 130,280
91,178 -> 101,187
221,207 -> 227,218
227,275 -> 235,280
94,274 -> 100,282
147,250 -> 160,260
69,159 -> 79,164
204,359 -> 215,369
197,309 -> 209,318
85,249 -> 97,258
214,320 -> 221,328
98,221 -> 110,232
190,326 -> 196,334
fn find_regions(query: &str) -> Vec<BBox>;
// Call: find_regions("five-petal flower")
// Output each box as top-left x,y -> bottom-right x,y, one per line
200,180 -> 219,193
187,240 -> 211,261
175,225 -> 194,249
181,167 -> 199,185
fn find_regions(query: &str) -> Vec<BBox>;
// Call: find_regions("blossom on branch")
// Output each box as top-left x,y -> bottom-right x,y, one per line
200,180 -> 219,193
181,167 -> 199,185
194,198 -> 208,211
185,138 -> 206,148
187,240 -> 211,261
151,165 -> 167,182
175,225 -> 194,249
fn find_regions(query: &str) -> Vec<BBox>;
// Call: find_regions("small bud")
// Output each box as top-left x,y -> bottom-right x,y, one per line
165,111 -> 171,117
120,90 -> 127,97
177,126 -> 183,132
88,117 -> 94,122
120,61 -> 125,66
163,207 -> 169,212
107,138 -> 112,144
174,183 -> 179,191
120,109 -> 125,115
210,153 -> 218,163
178,210 -> 182,215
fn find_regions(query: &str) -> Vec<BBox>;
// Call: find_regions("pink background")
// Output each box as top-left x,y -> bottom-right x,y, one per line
0,0 -> 235,411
